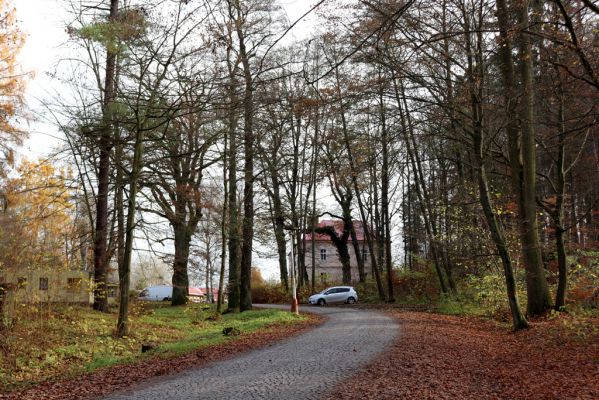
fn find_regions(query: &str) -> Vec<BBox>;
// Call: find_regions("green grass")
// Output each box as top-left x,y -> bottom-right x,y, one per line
435,296 -> 489,316
0,302 -> 306,390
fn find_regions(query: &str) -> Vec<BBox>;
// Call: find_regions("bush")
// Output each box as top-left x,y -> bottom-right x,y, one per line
393,269 -> 440,302
468,274 -> 507,310
251,283 -> 288,304
567,251 -> 599,309
352,281 -> 383,303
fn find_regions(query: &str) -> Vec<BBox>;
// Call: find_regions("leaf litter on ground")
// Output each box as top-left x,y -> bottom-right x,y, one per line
327,310 -> 598,400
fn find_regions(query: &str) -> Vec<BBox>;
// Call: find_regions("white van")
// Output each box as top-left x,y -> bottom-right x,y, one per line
138,285 -> 172,301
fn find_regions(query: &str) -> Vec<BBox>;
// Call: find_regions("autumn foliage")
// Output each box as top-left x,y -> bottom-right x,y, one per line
0,160 -> 77,275
0,0 -> 26,169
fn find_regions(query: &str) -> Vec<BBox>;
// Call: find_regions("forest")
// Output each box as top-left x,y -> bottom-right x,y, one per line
0,0 -> 598,345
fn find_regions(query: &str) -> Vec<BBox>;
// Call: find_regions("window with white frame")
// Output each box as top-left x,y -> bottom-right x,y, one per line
362,247 -> 369,261
320,248 -> 327,261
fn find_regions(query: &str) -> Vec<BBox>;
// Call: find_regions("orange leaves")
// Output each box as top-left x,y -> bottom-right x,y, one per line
250,267 -> 265,286
6,159 -> 73,217
0,0 -> 27,157
293,97 -> 322,116
0,158 -> 76,273
327,311 -> 599,400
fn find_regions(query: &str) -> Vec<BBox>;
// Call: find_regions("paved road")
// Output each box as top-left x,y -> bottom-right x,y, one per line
104,304 -> 399,400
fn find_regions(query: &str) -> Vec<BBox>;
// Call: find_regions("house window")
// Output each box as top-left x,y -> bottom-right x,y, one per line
39,277 -> 49,291
107,286 -> 116,298
320,248 -> 327,261
320,272 -> 328,284
362,248 -> 369,261
17,277 -> 27,289
67,278 -> 82,292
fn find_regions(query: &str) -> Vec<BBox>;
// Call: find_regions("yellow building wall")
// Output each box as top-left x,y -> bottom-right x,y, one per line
0,269 -> 94,304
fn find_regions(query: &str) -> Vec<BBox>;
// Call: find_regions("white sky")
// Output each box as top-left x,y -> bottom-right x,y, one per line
15,0 -> 321,282
17,0 -> 67,157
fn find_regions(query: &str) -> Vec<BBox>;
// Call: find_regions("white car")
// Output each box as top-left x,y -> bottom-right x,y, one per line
138,285 -> 172,301
308,286 -> 358,306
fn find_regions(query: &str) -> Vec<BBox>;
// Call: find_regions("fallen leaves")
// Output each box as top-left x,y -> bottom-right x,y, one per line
327,311 -> 598,400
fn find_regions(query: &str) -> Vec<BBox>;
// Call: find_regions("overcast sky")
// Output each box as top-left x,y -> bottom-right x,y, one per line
16,0 -> 317,157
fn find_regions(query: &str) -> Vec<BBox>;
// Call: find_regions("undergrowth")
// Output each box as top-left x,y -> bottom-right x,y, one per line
0,302 -> 305,390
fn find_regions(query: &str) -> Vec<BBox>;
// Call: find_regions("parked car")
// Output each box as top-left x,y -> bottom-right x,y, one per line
308,286 -> 358,306
138,285 -> 172,301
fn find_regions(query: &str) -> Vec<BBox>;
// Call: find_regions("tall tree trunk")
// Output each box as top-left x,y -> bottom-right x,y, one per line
405,166 -> 413,270
473,115 -> 529,330
349,223 -> 365,283
217,130 -> 228,313
340,206 -> 353,284
226,76 -> 240,312
172,221 -> 191,305
372,158 -> 384,273
295,114 -> 310,287
205,254 -> 212,303
216,119 -> 229,313
553,82 -> 568,310
288,112 -> 304,288
236,3 -> 254,312
402,167 -> 409,269
270,175 -> 289,290
440,164 -> 456,292
115,144 -> 125,334
339,244 -> 352,285
464,1 -> 527,329
516,0 -> 552,315
93,0 -> 119,312
380,82 -> 395,302
117,124 -> 144,337
496,0 -> 552,316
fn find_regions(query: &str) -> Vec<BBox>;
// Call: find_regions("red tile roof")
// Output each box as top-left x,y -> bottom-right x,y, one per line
304,219 -> 367,241
188,287 -> 219,297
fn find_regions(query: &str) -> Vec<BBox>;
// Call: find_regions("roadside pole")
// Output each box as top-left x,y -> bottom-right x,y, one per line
289,229 -> 299,315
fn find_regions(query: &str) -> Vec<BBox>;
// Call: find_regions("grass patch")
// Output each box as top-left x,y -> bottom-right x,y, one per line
435,296 -> 489,317
0,302 -> 306,391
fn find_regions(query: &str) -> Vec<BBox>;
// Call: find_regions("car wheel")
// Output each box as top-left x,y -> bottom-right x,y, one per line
317,298 -> 326,306
347,297 -> 356,304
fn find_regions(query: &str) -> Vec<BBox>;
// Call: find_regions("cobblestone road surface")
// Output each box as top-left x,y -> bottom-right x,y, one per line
104,304 -> 398,400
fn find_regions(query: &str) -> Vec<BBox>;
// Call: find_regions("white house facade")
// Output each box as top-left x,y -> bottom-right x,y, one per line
301,219 -> 373,284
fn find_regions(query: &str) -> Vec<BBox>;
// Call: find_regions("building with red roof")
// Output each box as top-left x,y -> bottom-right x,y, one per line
302,219 -> 373,284
188,287 -> 219,303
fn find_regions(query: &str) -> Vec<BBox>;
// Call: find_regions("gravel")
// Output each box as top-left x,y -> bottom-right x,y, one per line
104,305 -> 399,400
